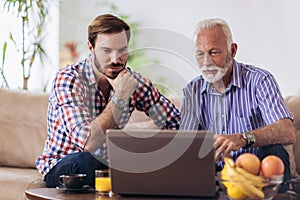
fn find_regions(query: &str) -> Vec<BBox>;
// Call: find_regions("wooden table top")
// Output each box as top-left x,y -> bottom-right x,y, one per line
25,188 -> 299,200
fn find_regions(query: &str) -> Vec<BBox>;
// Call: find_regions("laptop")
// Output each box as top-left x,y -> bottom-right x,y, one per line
106,129 -> 216,197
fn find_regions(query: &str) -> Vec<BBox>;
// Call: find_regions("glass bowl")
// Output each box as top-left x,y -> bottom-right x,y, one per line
217,172 -> 283,200
285,177 -> 300,195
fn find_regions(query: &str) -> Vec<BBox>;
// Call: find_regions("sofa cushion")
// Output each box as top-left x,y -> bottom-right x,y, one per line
283,144 -> 299,178
0,89 -> 48,168
285,95 -> 300,176
0,167 -> 45,200
124,110 -> 159,129
294,129 -> 300,175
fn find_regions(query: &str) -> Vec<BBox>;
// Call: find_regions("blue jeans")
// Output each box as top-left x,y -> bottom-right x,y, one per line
44,152 -> 108,188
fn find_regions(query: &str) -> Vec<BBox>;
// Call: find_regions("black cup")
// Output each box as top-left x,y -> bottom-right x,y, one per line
58,174 -> 87,189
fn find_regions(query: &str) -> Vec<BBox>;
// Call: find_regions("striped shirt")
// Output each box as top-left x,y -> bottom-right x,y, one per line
180,60 -> 292,167
36,54 -> 180,176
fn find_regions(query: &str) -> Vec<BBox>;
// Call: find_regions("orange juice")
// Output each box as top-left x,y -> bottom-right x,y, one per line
95,177 -> 111,193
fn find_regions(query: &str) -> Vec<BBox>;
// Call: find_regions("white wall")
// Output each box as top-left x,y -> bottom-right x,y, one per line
60,0 -> 300,97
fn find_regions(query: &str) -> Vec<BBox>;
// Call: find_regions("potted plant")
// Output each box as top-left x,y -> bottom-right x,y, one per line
1,0 -> 50,90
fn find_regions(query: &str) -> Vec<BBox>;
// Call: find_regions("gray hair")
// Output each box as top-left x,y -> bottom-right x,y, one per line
194,18 -> 233,48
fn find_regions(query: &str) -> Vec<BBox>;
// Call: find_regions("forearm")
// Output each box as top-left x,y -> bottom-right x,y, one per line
84,102 -> 122,153
214,118 -> 296,161
252,118 -> 296,147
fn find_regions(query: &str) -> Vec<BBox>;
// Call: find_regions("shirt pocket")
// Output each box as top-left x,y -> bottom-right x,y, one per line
231,114 -> 253,133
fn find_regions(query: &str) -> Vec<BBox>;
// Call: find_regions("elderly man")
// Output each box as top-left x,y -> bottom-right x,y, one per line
180,18 -> 295,191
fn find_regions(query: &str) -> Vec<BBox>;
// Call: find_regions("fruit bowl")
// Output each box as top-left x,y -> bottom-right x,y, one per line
217,172 -> 283,200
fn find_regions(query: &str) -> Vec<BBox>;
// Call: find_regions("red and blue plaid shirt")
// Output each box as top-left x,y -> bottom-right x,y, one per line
36,55 -> 181,176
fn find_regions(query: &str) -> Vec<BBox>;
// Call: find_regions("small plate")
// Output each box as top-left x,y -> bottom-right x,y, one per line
56,185 -> 93,193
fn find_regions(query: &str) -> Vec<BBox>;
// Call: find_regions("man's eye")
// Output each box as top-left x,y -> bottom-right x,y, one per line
196,52 -> 204,57
210,51 -> 220,56
103,49 -> 111,53
119,48 -> 127,54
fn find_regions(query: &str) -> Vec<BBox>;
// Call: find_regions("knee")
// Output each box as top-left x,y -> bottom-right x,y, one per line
257,144 -> 290,192
257,144 -> 288,160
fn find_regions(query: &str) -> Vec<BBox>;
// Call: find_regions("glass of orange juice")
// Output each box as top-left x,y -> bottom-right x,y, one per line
95,169 -> 111,194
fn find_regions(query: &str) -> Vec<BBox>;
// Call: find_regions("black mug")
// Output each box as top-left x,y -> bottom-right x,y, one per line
58,174 -> 87,189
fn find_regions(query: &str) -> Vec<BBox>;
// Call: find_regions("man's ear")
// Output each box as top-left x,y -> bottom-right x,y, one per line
230,43 -> 238,58
88,41 -> 93,52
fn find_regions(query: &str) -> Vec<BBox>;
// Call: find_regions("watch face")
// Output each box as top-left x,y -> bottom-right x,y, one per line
117,99 -> 125,106
242,132 -> 255,148
246,133 -> 253,139
246,132 -> 255,142
111,96 -> 126,109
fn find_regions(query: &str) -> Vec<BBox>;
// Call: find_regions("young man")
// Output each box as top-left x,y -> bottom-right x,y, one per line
36,14 -> 180,187
179,18 -> 295,191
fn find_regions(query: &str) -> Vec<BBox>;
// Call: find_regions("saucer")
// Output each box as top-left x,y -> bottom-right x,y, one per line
56,185 -> 93,193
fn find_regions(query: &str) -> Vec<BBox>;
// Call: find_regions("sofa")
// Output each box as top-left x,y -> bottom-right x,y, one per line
0,88 -> 48,200
0,88 -> 299,200
0,88 -> 158,200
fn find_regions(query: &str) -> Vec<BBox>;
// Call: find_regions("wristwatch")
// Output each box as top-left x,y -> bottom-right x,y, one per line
242,131 -> 256,148
111,95 -> 127,109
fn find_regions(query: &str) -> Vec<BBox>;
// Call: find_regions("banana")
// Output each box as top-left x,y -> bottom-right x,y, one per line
224,157 -> 235,168
235,166 -> 268,188
223,157 -> 265,199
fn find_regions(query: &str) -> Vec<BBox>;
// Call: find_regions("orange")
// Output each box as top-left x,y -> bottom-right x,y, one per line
261,155 -> 284,178
235,153 -> 261,175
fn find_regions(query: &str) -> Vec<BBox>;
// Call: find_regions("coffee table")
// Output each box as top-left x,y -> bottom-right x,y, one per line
25,188 -> 297,200
25,188 -> 225,200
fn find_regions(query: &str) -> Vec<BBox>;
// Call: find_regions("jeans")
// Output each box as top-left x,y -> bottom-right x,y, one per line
44,152 -> 108,188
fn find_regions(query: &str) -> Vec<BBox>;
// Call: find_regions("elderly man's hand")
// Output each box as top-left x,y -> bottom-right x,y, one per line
213,134 -> 246,162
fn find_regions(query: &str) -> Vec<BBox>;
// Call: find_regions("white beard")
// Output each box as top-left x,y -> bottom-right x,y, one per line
199,55 -> 232,83
200,65 -> 229,83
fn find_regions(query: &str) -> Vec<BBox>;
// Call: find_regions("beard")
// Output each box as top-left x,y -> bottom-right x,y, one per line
199,54 -> 232,83
93,52 -> 125,79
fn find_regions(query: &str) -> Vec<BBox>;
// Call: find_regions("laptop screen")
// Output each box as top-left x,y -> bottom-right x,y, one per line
106,129 -> 216,197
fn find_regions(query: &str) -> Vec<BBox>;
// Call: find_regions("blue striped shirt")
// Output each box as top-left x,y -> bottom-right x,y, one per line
180,60 -> 292,166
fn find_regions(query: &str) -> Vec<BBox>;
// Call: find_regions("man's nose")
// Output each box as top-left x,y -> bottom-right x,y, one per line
203,53 -> 213,66
110,51 -> 119,63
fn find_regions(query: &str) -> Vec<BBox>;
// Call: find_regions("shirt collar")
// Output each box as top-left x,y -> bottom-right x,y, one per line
82,54 -> 97,86
231,60 -> 243,89
200,60 -> 243,94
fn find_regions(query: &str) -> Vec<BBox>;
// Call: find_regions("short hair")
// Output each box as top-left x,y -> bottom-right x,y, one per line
88,14 -> 131,48
194,18 -> 233,48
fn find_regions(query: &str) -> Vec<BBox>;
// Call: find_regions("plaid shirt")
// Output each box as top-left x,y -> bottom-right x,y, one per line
36,54 -> 180,176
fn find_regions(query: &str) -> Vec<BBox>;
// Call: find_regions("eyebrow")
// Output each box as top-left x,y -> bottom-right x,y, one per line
195,47 -> 221,52
99,45 -> 128,50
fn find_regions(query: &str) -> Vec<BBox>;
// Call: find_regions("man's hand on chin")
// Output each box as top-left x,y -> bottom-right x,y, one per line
106,69 -> 138,99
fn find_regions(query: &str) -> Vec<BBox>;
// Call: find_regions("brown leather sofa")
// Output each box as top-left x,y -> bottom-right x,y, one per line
0,88 -> 299,200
